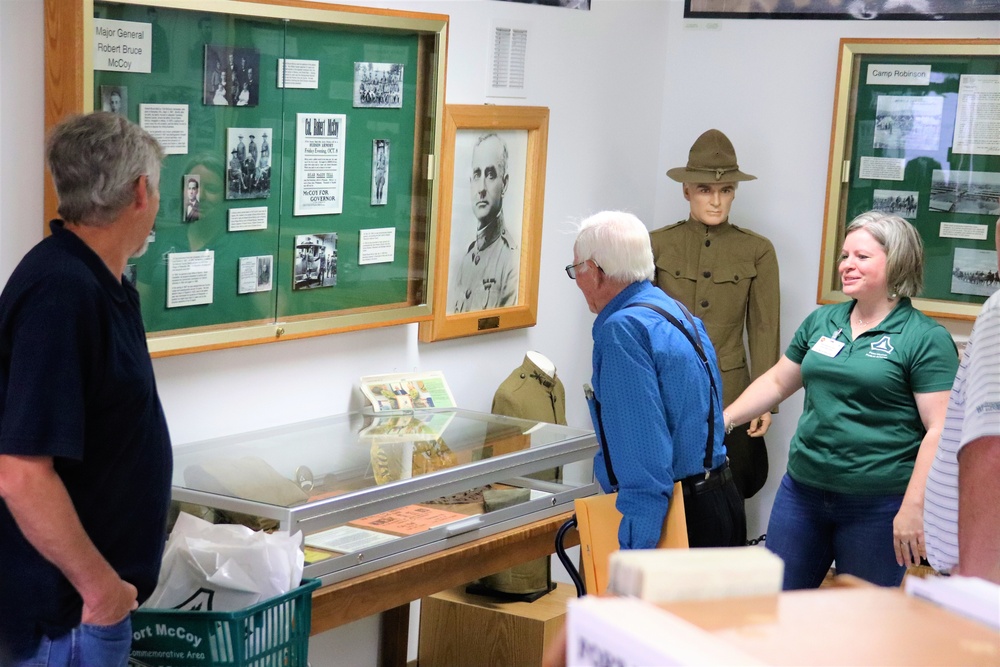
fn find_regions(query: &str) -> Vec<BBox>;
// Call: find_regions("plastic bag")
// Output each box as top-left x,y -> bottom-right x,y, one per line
143,511 -> 305,612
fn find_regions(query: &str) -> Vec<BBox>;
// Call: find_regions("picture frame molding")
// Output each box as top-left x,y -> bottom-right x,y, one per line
817,38 -> 1000,322
419,104 -> 550,342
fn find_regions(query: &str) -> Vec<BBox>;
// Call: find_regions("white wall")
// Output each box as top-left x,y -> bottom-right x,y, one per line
0,0 -> 996,664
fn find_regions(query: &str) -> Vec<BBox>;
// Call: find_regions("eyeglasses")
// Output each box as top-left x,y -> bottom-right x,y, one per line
565,260 -> 603,279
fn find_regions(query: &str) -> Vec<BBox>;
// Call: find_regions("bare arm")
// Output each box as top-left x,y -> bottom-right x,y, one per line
956,436 -> 1000,583
724,356 -> 802,428
0,454 -> 137,625
894,391 -> 950,567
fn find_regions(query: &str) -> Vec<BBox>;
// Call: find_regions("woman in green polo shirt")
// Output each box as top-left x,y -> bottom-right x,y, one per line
723,211 -> 957,588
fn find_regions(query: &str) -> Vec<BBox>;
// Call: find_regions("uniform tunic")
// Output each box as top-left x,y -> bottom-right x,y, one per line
650,217 -> 780,407
450,213 -> 518,313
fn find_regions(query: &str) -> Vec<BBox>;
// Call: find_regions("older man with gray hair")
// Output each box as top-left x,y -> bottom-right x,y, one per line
0,112 -> 172,665
569,210 -> 745,551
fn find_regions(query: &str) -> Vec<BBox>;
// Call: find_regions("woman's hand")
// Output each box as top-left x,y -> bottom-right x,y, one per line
893,500 -> 925,567
748,412 -> 771,437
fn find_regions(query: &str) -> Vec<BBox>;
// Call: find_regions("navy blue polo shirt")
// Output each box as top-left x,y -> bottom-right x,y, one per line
0,221 -> 172,658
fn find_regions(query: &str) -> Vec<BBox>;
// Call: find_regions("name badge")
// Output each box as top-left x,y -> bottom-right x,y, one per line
812,336 -> 845,357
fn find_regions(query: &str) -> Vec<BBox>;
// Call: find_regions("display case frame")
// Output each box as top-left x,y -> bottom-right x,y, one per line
168,408 -> 598,585
818,38 -> 1000,321
45,0 -> 448,356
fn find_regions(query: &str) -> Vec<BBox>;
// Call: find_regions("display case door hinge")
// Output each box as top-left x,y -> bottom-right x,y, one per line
426,154 -> 435,180
841,160 -> 850,184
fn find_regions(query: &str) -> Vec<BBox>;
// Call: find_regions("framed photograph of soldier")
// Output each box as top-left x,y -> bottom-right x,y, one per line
419,105 -> 550,343
684,0 -> 1000,21
818,39 -> 1000,321
58,0 -> 447,356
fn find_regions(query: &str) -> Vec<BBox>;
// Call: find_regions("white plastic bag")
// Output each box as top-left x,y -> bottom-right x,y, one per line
144,512 -> 305,611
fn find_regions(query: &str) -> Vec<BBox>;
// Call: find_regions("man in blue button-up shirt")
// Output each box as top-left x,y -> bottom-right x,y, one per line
570,210 -> 745,550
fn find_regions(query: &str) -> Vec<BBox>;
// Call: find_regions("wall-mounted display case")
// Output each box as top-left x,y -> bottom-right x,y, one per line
170,408 -> 598,584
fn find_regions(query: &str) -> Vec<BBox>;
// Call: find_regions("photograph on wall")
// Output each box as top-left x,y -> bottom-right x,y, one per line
293,113 -> 345,216
873,95 -> 943,151
238,255 -> 273,294
226,127 -> 271,200
182,174 -> 201,223
100,85 -> 127,115
353,62 -> 404,108
204,45 -> 260,107
872,189 -> 918,219
494,0 -> 589,8
293,233 -> 338,290
684,0 -> 999,20
123,263 -> 137,287
446,129 -> 527,315
951,247 -> 1000,298
929,169 -> 1000,216
371,139 -> 390,206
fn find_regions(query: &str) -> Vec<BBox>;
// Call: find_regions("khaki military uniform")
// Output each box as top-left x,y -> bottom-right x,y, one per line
491,355 -> 566,426
650,217 -> 780,498
450,214 -> 518,313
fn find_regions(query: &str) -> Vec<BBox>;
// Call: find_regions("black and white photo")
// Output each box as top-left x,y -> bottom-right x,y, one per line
951,247 -> 1000,297
182,174 -> 201,223
872,189 -> 919,219
873,95 -> 943,151
371,139 -> 390,205
446,129 -> 527,314
294,233 -> 338,290
226,127 -> 272,200
929,169 -> 1000,216
204,45 -> 260,107
100,85 -> 127,116
353,62 -> 404,109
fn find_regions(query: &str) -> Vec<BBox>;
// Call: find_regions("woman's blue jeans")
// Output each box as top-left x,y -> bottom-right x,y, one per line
12,616 -> 131,667
766,473 -> 906,589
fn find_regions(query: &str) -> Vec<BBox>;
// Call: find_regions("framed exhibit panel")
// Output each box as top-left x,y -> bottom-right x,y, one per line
684,0 -> 1000,21
168,407 -> 598,584
44,0 -> 448,356
419,105 -> 549,342
818,38 -> 1000,321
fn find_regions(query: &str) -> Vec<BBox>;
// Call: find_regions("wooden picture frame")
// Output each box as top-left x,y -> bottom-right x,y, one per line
818,38 -> 1000,322
684,0 -> 999,21
419,105 -> 549,342
44,0 -> 447,356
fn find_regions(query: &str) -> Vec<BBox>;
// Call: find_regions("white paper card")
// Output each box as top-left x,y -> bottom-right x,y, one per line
866,64 -> 931,86
228,206 -> 268,232
359,228 -> 395,265
277,59 -> 320,89
167,251 -> 214,308
139,104 -> 188,155
940,222 -> 990,240
94,19 -> 152,73
858,156 -> 906,181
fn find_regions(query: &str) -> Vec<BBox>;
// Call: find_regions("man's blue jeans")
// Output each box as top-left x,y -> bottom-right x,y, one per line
12,616 -> 131,667
766,473 -> 906,589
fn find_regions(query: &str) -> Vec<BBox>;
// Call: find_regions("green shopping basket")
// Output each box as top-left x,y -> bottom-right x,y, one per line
129,578 -> 320,667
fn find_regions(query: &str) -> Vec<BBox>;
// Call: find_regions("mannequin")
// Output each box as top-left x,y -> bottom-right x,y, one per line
467,352 -> 566,601
490,351 -> 566,426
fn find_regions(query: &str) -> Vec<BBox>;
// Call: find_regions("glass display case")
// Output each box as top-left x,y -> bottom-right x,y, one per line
170,409 -> 598,584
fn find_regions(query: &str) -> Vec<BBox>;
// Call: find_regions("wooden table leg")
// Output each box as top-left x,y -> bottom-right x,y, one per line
378,603 -> 410,667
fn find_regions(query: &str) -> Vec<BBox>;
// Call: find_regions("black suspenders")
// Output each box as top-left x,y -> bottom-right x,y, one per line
592,300 -> 719,490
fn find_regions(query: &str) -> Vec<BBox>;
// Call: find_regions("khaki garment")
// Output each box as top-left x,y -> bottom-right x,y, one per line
650,217 -> 780,499
650,217 -> 780,407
